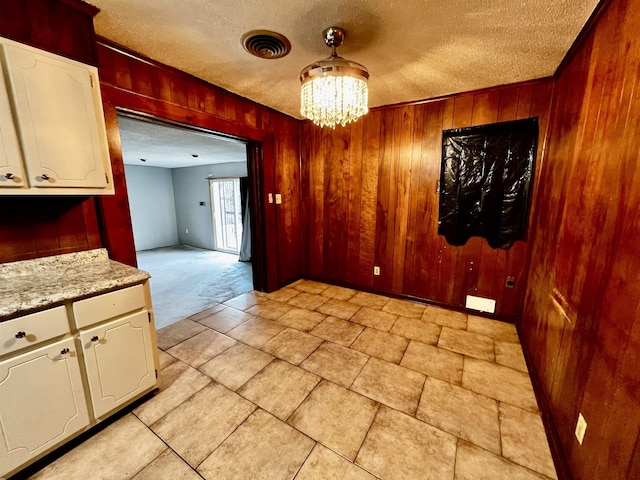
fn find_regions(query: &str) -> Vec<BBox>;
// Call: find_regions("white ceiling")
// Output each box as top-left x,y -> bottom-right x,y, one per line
91,0 -> 600,119
119,116 -> 247,168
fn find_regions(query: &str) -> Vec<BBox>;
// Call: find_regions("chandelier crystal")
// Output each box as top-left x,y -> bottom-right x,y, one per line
300,27 -> 369,128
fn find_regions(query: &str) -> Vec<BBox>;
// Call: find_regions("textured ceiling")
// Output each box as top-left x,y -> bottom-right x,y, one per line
92,0 -> 600,119
119,116 -> 247,169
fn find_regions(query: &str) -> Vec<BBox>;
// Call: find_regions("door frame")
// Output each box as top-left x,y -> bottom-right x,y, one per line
96,93 -> 277,292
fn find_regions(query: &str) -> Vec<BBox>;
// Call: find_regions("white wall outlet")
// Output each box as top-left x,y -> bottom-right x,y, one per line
268,193 -> 273,203
575,412 -> 587,445
185,228 -> 189,234
465,295 -> 497,313
373,266 -> 381,276
275,193 -> 282,204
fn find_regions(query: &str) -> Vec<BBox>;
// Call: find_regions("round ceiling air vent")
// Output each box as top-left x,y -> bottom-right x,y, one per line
242,30 -> 291,59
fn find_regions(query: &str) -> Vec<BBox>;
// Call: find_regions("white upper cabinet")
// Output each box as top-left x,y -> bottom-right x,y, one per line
0,56 -> 25,188
0,37 -> 113,195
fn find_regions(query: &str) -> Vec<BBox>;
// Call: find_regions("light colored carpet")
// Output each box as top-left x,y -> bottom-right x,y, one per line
136,245 -> 253,329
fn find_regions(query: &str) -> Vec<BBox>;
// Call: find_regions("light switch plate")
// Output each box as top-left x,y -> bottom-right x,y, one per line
268,193 -> 273,203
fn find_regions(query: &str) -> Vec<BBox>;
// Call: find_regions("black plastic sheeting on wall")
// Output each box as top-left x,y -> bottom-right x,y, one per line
438,117 -> 538,249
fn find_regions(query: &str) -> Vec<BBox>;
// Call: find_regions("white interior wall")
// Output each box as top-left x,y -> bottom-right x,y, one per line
172,162 -> 248,249
125,164 -> 179,251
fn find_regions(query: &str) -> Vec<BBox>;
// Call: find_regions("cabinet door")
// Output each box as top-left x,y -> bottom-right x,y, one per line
79,311 -> 156,418
1,42 -> 109,189
0,337 -> 89,477
0,55 -> 26,188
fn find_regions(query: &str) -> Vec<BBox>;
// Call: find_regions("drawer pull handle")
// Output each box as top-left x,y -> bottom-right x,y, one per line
91,336 -> 99,342
40,173 -> 50,181
60,348 -> 70,355
15,331 -> 26,339
5,173 -> 14,180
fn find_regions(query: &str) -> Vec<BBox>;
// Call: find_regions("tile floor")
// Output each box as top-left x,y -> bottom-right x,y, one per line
26,280 -> 558,480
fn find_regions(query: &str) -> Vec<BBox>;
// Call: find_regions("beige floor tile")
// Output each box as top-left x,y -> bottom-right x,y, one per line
422,305 -> 468,329
167,329 -> 236,368
262,328 -> 324,365
349,291 -> 390,309
238,359 -> 320,420
500,404 -> 558,479
30,414 -> 166,479
246,299 -> 294,320
288,291 -> 329,310
455,441 -> 550,480
417,377 -> 500,454
310,316 -> 364,346
317,298 -> 362,320
266,287 -> 300,302
288,380 -> 379,460
496,341 -> 528,372
463,358 -> 539,413
321,285 -> 357,301
132,449 -> 202,480
223,292 -> 266,311
351,357 -> 425,415
151,383 -> 256,467
356,406 -> 457,480
391,316 -> 442,344
157,349 -> 177,369
226,316 -> 286,348
276,308 -> 326,331
156,319 -> 207,350
351,306 -> 398,331
301,341 -> 369,388
199,343 -> 274,390
382,298 -> 426,318
293,279 -> 330,294
198,409 -> 315,480
195,307 -> 253,333
134,360 -> 211,426
188,304 -> 227,322
438,327 -> 495,361
400,341 -> 464,384
296,444 -> 377,480
468,315 -> 520,343
351,328 -> 409,364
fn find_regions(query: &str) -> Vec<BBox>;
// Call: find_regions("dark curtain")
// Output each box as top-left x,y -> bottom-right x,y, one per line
438,117 -> 538,249
238,176 -> 251,261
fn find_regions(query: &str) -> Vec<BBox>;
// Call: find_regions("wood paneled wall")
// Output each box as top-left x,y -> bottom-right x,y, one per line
521,0 -> 640,478
0,0 -> 102,263
95,41 -> 303,286
301,81 -> 553,318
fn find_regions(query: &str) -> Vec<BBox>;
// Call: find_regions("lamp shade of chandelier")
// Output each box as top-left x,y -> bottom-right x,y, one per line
300,27 -> 369,128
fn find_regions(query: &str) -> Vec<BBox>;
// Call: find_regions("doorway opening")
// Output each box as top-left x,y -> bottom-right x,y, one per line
118,113 -> 257,329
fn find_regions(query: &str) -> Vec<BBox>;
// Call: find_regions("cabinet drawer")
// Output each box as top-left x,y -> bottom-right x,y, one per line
0,306 -> 69,357
73,284 -> 145,329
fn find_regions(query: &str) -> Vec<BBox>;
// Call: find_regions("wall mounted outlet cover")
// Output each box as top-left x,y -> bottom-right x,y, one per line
575,412 -> 587,445
268,193 -> 273,203
373,266 -> 381,275
275,193 -> 282,204
185,228 -> 189,234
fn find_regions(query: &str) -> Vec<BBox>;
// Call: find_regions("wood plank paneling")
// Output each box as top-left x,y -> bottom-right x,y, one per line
520,0 -> 640,478
302,80 -> 553,318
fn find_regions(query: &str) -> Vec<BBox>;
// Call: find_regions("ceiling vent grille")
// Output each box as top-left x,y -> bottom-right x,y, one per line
242,30 -> 291,59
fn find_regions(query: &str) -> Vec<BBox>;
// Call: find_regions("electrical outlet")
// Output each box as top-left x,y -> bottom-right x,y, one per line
185,228 -> 189,234
268,193 -> 273,204
275,193 -> 282,204
373,266 -> 381,276
575,412 -> 587,445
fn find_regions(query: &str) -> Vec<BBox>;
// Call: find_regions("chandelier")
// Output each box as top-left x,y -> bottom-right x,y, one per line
300,27 -> 369,128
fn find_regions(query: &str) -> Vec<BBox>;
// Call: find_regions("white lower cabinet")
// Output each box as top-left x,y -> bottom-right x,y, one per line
0,337 -> 89,475
0,282 -> 159,478
79,311 -> 156,418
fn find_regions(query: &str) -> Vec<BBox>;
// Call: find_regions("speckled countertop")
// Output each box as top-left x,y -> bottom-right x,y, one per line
0,248 -> 150,320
